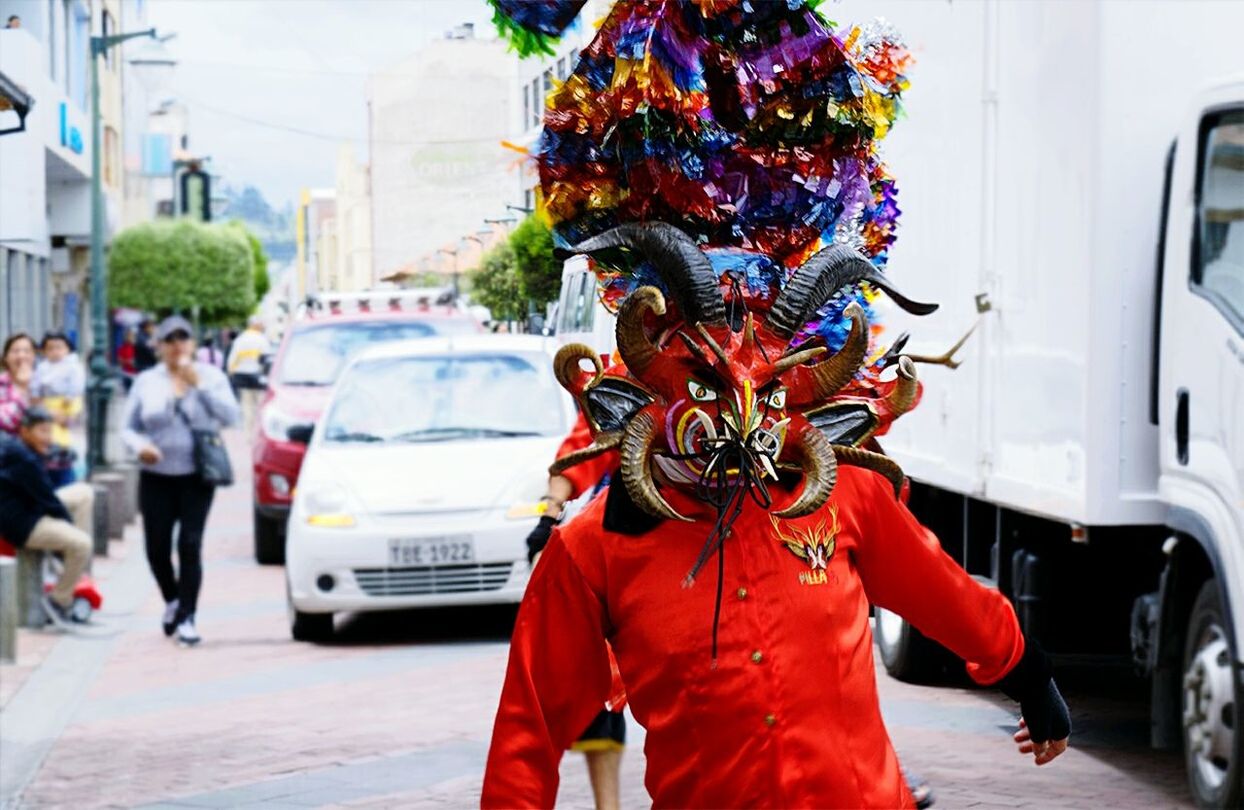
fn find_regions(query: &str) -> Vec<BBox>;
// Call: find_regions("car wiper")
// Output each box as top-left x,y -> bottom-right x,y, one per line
280,380 -> 329,387
325,431 -> 383,443
473,429 -> 544,437
390,427 -> 477,443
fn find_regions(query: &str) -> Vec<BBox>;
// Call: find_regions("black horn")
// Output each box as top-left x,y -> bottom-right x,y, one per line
564,222 -> 726,326
768,245 -> 938,340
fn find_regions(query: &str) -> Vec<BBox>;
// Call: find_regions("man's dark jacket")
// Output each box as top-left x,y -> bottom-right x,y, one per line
0,435 -> 70,546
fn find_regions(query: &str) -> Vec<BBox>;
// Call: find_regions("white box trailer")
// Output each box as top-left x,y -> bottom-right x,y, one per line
834,1 -> 1244,804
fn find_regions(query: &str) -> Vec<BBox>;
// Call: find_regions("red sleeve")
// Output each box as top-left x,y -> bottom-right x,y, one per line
482,530 -> 613,808
851,471 -> 1024,685
555,411 -> 619,498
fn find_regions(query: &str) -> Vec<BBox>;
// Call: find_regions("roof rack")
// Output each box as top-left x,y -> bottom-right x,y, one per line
295,288 -> 458,319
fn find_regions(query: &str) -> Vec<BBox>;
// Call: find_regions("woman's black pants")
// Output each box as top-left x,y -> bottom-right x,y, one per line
139,471 -> 215,619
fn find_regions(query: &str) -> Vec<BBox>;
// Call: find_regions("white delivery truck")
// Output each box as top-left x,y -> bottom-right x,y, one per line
847,2 -> 1243,806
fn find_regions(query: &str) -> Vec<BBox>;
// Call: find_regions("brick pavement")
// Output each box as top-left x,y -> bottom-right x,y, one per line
4,429 -> 1194,809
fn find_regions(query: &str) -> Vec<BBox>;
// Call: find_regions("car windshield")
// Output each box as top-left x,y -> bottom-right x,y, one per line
277,319 -> 473,386
322,352 -> 566,443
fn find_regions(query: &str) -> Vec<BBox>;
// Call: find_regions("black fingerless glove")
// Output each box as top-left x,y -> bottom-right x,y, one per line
995,637 -> 1072,743
526,515 -> 558,564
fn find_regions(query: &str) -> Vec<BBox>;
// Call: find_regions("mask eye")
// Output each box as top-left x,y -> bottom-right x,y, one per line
687,379 -> 718,403
767,389 -> 787,410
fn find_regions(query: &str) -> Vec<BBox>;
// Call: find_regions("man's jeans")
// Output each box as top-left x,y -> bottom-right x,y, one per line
24,483 -> 94,607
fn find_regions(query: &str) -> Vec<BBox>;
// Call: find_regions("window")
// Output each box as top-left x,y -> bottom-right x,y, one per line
104,126 -> 119,187
1194,109 -> 1244,330
542,68 -> 553,94
530,77 -> 542,129
102,10 -> 115,70
556,57 -> 566,80
47,1 -> 58,80
523,84 -> 530,133
524,187 -> 535,212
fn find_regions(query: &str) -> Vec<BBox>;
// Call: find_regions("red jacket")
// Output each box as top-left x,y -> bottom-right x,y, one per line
483,466 -> 1023,808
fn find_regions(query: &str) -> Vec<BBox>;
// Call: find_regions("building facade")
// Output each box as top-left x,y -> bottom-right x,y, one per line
0,0 -> 132,348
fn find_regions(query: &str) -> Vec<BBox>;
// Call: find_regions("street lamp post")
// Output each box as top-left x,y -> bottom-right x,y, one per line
85,26 -> 162,473
436,247 -> 460,297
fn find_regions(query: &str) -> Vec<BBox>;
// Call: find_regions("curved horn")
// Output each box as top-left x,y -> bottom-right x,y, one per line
553,343 -> 603,395
774,425 -> 838,518
885,356 -> 919,416
768,244 -> 938,340
833,445 -> 906,498
567,222 -> 726,326
549,432 -> 622,476
620,409 -> 692,522
793,302 -> 869,402
615,286 -> 665,379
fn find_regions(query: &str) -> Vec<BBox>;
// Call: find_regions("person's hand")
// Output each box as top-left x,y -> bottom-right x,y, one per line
1014,717 -> 1069,765
526,515 -> 558,564
138,445 -> 162,465
176,359 -> 200,388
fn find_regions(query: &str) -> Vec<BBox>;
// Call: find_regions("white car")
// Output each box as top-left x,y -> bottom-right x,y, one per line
284,335 -> 576,641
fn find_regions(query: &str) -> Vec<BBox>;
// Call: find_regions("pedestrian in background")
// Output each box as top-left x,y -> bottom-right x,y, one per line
122,315 -> 239,647
33,331 -> 85,487
226,316 -> 271,436
0,333 -> 36,436
196,333 -> 225,369
133,320 -> 158,373
117,328 -> 138,391
0,406 -> 95,629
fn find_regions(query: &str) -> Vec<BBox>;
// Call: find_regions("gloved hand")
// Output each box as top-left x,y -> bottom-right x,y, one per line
526,515 -> 558,564
996,637 -> 1071,765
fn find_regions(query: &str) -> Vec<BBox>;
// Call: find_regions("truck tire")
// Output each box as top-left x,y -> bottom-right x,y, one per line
254,510 -> 285,565
875,606 -> 946,683
1182,579 -> 1241,809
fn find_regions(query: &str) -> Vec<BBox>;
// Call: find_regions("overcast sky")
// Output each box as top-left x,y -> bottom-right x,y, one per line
145,0 -> 496,209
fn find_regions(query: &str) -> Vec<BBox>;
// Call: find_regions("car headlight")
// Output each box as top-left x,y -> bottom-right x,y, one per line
302,483 -> 357,528
261,404 -> 308,442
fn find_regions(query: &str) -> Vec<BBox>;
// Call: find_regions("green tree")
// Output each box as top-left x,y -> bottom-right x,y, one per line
109,219 -> 256,324
509,215 -> 561,306
469,241 -> 525,321
226,220 -> 270,302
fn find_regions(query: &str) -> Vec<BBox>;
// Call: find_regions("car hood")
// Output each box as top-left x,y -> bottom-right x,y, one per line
301,436 -> 563,515
268,384 -> 334,422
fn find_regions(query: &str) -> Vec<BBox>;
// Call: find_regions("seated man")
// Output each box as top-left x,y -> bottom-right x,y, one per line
0,406 -> 94,627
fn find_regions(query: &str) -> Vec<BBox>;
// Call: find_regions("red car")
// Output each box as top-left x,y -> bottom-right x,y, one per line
252,298 -> 481,563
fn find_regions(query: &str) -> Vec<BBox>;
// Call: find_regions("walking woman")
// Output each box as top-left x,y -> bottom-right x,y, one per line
122,316 -> 238,646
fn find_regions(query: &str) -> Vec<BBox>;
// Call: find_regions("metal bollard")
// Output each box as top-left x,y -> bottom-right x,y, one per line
1,557 -> 17,663
92,484 -> 110,556
16,550 -> 46,629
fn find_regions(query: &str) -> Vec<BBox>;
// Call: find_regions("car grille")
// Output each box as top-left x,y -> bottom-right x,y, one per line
353,563 -> 515,597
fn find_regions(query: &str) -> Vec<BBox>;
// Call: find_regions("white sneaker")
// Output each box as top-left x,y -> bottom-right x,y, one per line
162,600 -> 180,637
175,616 -> 201,646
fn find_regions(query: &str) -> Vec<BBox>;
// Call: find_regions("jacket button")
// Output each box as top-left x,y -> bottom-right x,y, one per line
736,587 -> 748,600
751,650 -> 763,664
764,713 -> 776,727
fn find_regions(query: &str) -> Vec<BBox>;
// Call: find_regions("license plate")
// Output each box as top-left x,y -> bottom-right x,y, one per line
387,536 -> 474,567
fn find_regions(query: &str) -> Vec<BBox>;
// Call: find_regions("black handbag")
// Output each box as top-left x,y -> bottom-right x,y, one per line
175,402 -> 234,487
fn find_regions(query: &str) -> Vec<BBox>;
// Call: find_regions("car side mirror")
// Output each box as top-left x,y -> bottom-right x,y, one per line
286,424 -> 314,444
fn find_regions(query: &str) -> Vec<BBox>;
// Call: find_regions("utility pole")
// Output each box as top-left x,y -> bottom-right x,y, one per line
86,26 -> 161,473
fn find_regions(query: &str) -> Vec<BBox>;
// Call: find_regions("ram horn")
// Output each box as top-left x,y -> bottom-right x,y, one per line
566,222 -> 726,327
620,409 -> 692,522
553,343 -> 603,395
549,432 -> 622,476
885,356 -> 919,416
792,302 -> 869,402
768,244 -> 939,340
832,445 -> 906,498
774,425 -> 838,519
615,286 -> 665,379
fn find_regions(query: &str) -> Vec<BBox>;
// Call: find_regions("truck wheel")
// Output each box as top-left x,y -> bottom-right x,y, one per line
1182,579 -> 1241,808
875,606 -> 945,683
254,510 -> 285,565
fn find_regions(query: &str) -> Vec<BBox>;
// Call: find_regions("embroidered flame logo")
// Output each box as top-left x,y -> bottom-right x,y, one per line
771,506 -> 840,571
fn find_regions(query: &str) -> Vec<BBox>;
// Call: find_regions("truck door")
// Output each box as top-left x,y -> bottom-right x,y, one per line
1159,90 -> 1244,807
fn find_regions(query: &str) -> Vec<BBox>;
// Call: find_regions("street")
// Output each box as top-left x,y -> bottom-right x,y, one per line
0,431 -> 1195,809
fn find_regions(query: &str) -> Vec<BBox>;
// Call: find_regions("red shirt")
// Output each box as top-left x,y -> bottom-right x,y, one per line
553,411 -> 618,499
483,467 -> 1023,808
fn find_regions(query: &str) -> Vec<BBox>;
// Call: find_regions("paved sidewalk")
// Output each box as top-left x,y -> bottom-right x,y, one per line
1,430 -> 1194,809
